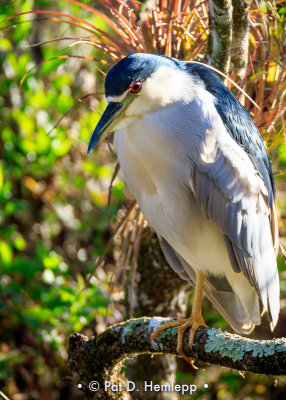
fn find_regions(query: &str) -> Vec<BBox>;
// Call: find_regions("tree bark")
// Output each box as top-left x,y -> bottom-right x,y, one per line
208,1 -> 252,78
208,0 -> 233,75
231,0 -> 252,78
68,317 -> 286,399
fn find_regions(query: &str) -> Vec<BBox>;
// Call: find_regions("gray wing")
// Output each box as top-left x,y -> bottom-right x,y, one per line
158,235 -> 257,334
190,127 -> 279,329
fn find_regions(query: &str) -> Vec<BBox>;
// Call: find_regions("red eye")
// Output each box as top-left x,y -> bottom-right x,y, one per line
129,81 -> 142,93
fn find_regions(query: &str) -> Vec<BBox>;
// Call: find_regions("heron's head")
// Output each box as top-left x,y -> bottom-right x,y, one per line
87,53 -> 196,152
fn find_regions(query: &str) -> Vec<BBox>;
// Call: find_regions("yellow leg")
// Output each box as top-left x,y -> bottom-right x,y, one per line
151,271 -> 207,366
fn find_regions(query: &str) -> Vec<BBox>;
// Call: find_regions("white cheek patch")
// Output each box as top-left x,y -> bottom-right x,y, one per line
125,66 -> 200,118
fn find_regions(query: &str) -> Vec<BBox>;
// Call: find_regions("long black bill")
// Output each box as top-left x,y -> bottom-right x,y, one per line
87,102 -> 124,153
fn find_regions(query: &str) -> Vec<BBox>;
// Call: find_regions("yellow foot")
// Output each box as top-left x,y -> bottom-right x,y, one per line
151,316 -> 208,367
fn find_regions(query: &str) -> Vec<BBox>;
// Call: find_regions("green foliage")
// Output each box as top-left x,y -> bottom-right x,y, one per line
0,1 -> 126,396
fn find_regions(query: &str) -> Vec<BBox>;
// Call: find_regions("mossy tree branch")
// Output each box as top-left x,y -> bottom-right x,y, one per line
68,317 -> 286,399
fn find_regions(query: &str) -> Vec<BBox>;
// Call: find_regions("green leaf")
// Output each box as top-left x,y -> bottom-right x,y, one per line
0,162 -> 3,190
13,235 -> 26,251
277,143 -> 286,166
0,241 -> 13,267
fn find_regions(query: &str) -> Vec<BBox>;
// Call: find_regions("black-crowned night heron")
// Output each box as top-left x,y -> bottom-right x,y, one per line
88,53 -> 280,365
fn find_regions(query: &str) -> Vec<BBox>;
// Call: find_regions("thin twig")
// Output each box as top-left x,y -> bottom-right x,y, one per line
129,211 -> 145,318
47,93 -> 97,135
0,391 -> 11,400
83,200 -> 137,288
107,162 -> 120,217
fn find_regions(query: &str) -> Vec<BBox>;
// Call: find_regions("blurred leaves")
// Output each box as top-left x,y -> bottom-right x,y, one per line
0,0 -> 126,397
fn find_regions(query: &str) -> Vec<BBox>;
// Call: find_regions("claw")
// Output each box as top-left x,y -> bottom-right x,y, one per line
151,315 -> 207,367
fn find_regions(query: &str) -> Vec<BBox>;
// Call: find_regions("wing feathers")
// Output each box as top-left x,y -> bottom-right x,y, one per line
223,236 -> 240,273
191,127 -> 279,329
